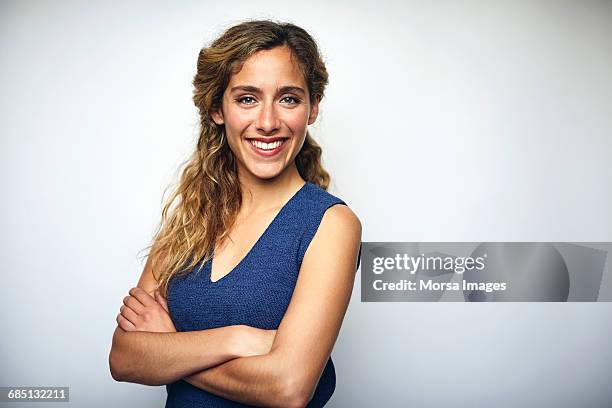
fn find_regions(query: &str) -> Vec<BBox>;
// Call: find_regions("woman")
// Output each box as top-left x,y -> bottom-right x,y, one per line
109,19 -> 362,408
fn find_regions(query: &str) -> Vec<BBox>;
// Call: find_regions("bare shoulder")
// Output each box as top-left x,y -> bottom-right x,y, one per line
321,203 -> 362,237
302,203 -> 362,272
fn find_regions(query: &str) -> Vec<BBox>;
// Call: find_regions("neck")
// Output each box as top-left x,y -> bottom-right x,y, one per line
237,163 -> 306,214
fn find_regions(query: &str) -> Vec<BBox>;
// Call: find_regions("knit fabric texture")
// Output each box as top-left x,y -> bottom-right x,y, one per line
165,181 -> 357,407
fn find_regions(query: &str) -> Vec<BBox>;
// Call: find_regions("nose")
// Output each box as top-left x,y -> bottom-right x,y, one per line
254,102 -> 281,134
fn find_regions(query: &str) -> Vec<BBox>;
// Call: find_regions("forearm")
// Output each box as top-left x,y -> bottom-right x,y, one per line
183,351 -> 303,408
109,325 -> 241,386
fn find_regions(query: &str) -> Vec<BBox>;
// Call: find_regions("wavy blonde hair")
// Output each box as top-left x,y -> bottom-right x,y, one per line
141,19 -> 332,297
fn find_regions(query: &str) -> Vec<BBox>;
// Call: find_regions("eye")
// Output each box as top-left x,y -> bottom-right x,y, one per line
281,96 -> 300,105
237,96 -> 256,105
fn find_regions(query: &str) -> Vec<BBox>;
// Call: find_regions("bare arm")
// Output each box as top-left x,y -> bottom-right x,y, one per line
110,324 -> 244,386
182,205 -> 362,407
187,352 -> 290,406
108,246 -> 273,385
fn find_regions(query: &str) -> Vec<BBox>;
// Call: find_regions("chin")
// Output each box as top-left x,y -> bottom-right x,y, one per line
246,165 -> 285,181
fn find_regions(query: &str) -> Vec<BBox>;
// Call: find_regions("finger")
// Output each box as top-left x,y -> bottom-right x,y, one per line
120,305 -> 141,326
117,313 -> 136,331
129,287 -> 157,307
123,295 -> 145,314
155,291 -> 169,313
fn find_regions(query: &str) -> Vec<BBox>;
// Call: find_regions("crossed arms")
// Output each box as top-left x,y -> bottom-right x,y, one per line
108,204 -> 362,408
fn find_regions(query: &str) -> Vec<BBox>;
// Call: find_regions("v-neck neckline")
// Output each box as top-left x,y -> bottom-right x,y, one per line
208,181 -> 309,284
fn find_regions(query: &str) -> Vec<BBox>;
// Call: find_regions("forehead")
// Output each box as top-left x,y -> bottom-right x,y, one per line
228,46 -> 306,89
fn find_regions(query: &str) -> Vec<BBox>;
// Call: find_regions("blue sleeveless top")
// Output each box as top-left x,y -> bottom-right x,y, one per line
165,181 -> 359,407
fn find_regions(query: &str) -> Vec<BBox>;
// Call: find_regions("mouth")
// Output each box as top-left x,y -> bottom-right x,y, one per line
245,137 -> 289,157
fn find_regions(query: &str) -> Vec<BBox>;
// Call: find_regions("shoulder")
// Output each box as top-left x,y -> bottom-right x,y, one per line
300,183 -> 361,231
313,196 -> 362,260
294,181 -> 361,265
300,198 -> 361,279
321,204 -> 362,236
305,182 -> 361,232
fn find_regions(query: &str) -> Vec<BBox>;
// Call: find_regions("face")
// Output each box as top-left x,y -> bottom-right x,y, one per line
211,46 -> 319,181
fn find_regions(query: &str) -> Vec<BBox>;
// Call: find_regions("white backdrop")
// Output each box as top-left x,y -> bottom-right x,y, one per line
1,1 -> 611,407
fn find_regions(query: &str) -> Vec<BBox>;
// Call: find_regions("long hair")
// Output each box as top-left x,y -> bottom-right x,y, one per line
142,19 -> 331,297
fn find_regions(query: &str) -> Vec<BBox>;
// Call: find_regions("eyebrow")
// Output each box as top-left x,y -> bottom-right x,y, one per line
229,85 -> 306,96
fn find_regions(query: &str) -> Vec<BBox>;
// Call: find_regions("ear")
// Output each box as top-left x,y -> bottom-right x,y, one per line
307,96 -> 320,125
211,108 -> 224,125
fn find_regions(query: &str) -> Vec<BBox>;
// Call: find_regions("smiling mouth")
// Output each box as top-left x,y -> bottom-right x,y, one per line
245,138 -> 288,156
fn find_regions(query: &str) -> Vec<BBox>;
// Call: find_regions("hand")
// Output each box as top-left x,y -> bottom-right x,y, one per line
238,326 -> 277,358
117,287 -> 176,333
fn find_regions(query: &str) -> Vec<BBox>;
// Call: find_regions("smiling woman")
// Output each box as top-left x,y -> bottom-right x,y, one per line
108,19 -> 362,408
211,45 -> 317,190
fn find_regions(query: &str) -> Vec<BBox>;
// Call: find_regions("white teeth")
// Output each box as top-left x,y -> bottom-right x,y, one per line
249,139 -> 284,150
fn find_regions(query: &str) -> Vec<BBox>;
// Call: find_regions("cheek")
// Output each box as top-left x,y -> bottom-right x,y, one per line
283,109 -> 310,131
223,110 -> 250,153
224,109 -> 252,132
